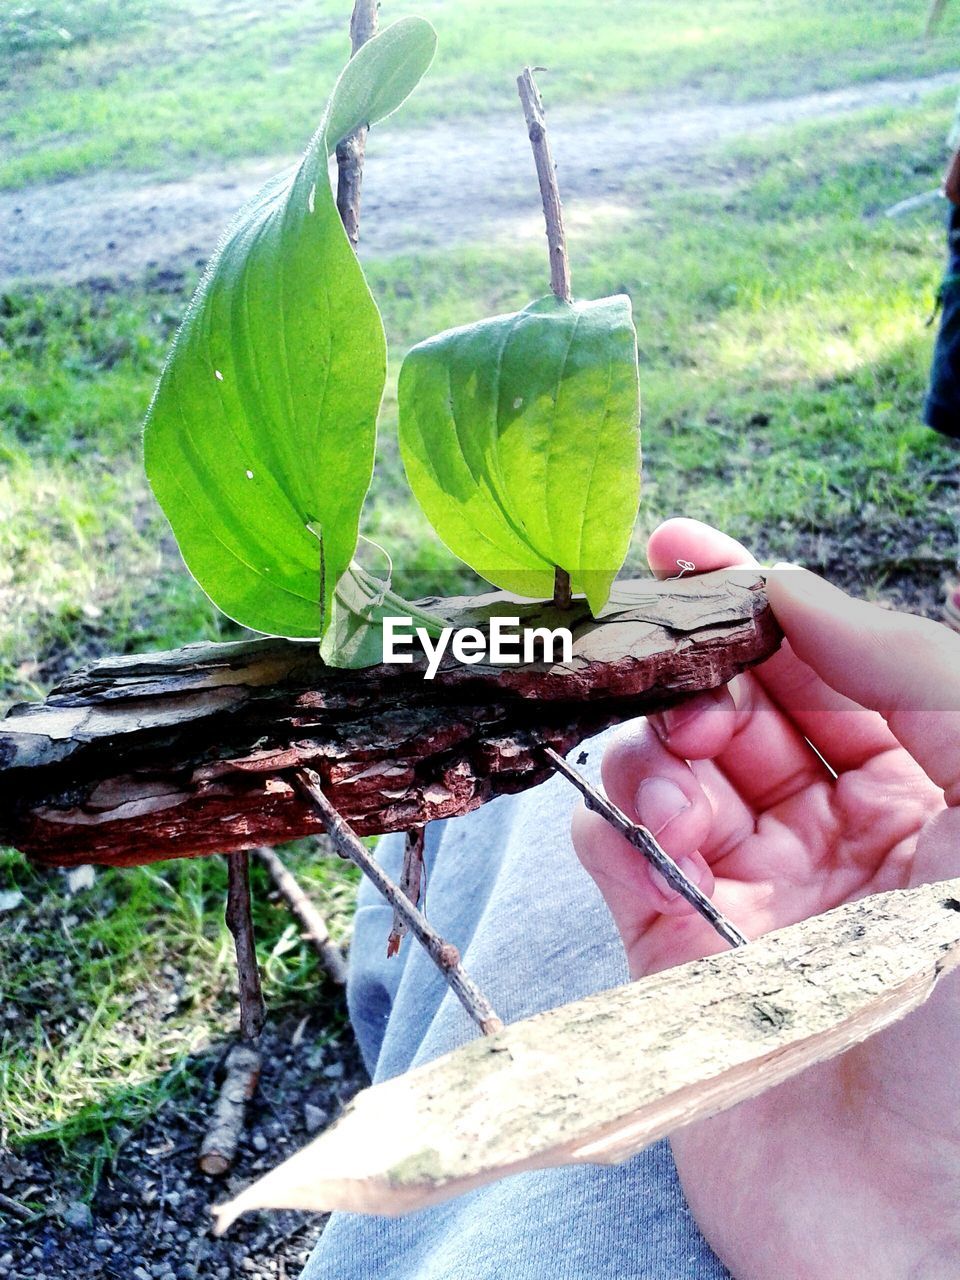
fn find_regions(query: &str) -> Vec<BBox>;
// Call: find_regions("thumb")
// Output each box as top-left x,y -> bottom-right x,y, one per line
765,566 -> 960,806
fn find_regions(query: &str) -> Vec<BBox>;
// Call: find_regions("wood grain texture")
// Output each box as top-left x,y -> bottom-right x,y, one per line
213,879 -> 960,1227
0,571 -> 780,868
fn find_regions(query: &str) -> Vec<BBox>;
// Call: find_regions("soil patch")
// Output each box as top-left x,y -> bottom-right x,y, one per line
1,70 -> 957,289
0,1015 -> 367,1280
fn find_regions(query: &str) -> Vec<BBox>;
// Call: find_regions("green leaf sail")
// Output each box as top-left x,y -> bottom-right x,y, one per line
144,18 -> 437,638
397,294 -> 641,613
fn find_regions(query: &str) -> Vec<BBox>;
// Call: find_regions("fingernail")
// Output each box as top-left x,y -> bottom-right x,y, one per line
649,855 -> 710,899
635,777 -> 691,835
661,689 -> 717,739
660,703 -> 699,739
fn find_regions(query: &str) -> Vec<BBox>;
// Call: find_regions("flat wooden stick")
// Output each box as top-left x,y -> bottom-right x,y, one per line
213,879 -> 960,1227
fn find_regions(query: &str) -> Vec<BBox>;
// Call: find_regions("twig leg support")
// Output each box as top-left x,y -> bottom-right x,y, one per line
387,827 -> 426,958
295,768 -> 504,1035
200,852 -> 265,1176
226,850 -> 267,1043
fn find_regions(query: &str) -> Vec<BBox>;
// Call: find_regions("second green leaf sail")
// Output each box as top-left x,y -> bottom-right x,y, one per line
398,294 -> 641,614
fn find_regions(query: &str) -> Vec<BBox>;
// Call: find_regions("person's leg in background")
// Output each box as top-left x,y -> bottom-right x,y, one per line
924,149 -> 960,631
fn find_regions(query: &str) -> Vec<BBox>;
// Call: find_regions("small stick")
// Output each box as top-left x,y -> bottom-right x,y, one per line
202,854 -> 264,1173
0,1192 -> 34,1222
517,66 -> 572,303
518,66 -> 576,611
198,1042 -> 262,1177
295,768 -> 504,1034
925,0 -> 948,37
543,747 -> 749,949
253,846 -> 349,985
225,851 -> 266,1043
387,827 -> 426,957
553,567 -> 573,610
336,0 -> 380,248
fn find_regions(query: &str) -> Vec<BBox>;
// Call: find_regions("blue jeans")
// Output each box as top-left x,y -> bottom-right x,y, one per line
300,731 -> 730,1280
925,202 -> 960,440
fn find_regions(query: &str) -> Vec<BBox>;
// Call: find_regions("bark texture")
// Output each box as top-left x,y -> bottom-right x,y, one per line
0,572 -> 780,868
213,880 -> 960,1225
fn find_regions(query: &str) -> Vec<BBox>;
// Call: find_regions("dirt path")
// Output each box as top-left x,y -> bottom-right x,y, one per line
1,69 -> 958,289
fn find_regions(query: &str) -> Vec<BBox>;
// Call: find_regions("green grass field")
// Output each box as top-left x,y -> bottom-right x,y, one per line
1,0 -> 959,1198
1,0 -> 959,186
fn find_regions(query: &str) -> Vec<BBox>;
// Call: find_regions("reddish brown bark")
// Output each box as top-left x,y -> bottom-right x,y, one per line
0,572 -> 781,869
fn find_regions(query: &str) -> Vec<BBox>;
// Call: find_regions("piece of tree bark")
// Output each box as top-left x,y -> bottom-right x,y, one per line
253,846 -> 349,986
198,1042 -> 262,1177
212,879 -> 960,1225
0,572 -> 780,868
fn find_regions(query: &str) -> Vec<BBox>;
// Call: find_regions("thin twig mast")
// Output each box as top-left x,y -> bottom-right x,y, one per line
517,66 -> 574,610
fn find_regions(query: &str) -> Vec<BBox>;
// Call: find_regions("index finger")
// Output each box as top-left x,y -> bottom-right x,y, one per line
647,519 -> 901,773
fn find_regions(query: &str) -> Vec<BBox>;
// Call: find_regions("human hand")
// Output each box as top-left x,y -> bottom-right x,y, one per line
571,518 -> 960,1280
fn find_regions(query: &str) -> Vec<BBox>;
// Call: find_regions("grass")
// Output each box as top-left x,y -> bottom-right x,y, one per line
1,18 -> 959,1198
0,0 -> 959,187
0,843 -> 359,1185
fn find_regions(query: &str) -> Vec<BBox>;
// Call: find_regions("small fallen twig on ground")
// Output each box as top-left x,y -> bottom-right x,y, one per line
0,1192 -> 35,1222
295,768 -> 504,1035
198,1042 -> 263,1177
253,845 -> 348,985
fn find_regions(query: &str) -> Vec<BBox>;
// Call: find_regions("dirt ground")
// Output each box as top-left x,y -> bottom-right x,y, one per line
0,1015 -> 368,1280
1,69 -> 957,289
